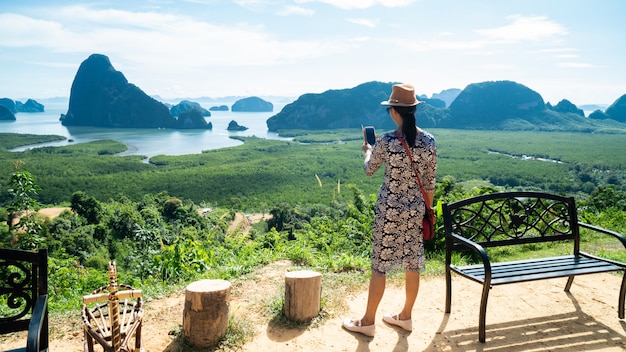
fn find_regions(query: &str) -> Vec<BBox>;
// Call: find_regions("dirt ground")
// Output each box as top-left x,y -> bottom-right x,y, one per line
36,207 -> 70,218
2,211 -> 626,351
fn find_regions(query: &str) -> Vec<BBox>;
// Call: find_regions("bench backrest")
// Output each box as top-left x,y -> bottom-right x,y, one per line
443,192 -> 579,252
0,248 -> 48,335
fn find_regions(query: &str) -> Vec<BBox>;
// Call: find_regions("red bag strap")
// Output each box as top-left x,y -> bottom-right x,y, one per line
394,131 -> 429,204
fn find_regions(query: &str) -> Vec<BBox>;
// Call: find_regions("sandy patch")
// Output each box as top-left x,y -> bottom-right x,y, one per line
1,262 -> 625,351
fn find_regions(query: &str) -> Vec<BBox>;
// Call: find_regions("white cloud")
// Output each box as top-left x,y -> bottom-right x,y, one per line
555,54 -> 578,59
277,5 -> 315,16
26,61 -> 78,69
476,15 -> 568,43
0,6 -> 348,71
0,14 -> 67,47
479,63 -> 518,71
346,18 -> 378,28
306,0 -> 414,10
535,48 -> 577,54
557,62 -> 593,68
383,16 -> 570,58
233,0 -> 274,9
402,38 -> 489,52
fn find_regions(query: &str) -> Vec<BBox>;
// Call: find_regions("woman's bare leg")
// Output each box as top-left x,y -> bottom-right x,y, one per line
359,272 -> 386,325
399,271 -> 420,319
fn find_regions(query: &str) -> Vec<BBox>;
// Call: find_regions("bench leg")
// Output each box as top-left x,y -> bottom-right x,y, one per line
479,282 -> 490,343
617,271 -> 626,319
564,275 -> 575,292
445,268 -> 452,313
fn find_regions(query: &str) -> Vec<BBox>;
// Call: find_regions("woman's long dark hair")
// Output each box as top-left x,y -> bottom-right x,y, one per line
393,105 -> 418,146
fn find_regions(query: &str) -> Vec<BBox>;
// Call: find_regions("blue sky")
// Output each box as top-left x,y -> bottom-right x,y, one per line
1,0 -> 624,106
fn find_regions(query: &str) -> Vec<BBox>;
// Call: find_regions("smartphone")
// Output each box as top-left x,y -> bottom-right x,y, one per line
363,126 -> 376,146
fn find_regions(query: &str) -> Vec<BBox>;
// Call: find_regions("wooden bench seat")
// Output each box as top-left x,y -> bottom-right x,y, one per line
443,192 -> 626,343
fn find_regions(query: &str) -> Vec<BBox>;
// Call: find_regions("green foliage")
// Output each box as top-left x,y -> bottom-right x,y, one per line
71,191 -> 102,224
2,130 -> 626,210
277,129 -> 363,143
3,164 -> 46,249
0,133 -> 65,150
581,186 -> 626,212
2,130 -> 626,320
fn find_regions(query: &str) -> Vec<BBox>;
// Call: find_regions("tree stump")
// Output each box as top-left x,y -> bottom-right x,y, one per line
183,279 -> 231,348
284,270 -> 322,322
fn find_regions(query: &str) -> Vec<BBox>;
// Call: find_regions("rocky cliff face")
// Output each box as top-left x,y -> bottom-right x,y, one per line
266,81 -> 394,131
176,109 -> 211,129
605,94 -> 626,123
0,98 -> 17,114
0,105 -> 16,121
60,54 -> 176,128
448,81 -> 546,128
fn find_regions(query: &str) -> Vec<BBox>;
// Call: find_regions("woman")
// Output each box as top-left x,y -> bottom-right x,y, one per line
342,83 -> 437,336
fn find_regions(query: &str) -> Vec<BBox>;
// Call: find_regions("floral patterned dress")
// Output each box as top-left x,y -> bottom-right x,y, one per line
364,129 -> 437,276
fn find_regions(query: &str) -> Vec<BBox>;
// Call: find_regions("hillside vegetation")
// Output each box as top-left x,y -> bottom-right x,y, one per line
1,130 -> 624,208
1,130 -> 626,326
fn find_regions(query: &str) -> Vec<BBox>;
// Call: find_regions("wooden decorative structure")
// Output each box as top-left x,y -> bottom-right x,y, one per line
284,270 -> 321,322
183,279 -> 231,348
82,262 -> 143,352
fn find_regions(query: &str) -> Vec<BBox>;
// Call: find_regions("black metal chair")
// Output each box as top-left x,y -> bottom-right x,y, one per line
0,248 -> 49,352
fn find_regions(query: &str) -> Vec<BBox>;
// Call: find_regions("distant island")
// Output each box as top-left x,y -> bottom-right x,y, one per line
9,52 -> 626,134
57,53 -> 279,129
0,98 -> 45,114
266,81 -> 626,133
60,54 -> 211,129
227,120 -> 248,131
232,97 -> 273,112
170,100 -> 211,117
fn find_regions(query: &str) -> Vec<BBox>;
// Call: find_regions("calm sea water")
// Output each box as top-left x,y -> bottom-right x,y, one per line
0,100 -> 292,157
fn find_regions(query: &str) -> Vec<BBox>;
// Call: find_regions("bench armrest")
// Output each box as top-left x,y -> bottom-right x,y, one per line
579,222 -> 626,249
26,294 -> 48,352
447,232 -> 492,281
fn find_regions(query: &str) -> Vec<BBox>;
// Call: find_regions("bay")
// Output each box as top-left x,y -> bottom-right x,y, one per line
0,99 -> 293,157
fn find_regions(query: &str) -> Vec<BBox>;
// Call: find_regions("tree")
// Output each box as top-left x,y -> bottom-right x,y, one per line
267,204 -> 295,232
71,191 -> 102,224
585,186 -> 626,212
6,162 -> 44,249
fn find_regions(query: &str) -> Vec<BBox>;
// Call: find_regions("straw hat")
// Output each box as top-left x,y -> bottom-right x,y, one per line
380,83 -> 424,107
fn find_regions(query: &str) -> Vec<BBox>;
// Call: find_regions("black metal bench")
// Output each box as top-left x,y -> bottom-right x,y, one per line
443,192 -> 626,343
0,248 -> 49,352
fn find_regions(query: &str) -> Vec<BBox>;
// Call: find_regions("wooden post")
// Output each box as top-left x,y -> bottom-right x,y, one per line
183,279 -> 231,348
284,270 -> 321,322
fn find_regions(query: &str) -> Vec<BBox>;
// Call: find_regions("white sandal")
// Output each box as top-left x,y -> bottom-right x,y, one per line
342,318 -> 375,337
383,313 -> 412,332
